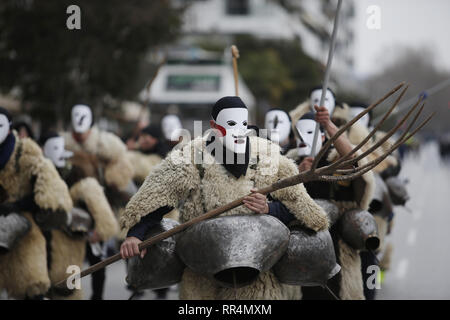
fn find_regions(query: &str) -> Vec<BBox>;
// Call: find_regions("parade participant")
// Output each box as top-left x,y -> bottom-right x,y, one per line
40,132 -> 119,300
12,119 -> 35,140
61,104 -> 134,192
120,96 -> 329,300
0,107 -> 73,299
264,108 -> 295,154
127,124 -> 169,187
286,104 -> 374,300
161,114 -> 183,150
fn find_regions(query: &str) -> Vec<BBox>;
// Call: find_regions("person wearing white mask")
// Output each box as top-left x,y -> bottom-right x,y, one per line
119,96 -> 328,300
61,104 -> 134,192
0,107 -> 73,300
264,108 -> 294,154
40,132 -> 118,300
161,114 -> 183,149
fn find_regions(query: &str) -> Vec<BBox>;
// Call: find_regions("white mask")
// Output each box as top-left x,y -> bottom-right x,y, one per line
0,114 -> 10,144
215,108 -> 248,154
310,88 -> 336,115
161,114 -> 182,141
71,104 -> 93,133
265,110 -> 291,144
295,119 -> 323,157
350,107 -> 370,128
43,137 -> 73,168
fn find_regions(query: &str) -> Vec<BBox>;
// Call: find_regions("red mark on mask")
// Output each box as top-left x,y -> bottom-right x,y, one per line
214,124 -> 227,136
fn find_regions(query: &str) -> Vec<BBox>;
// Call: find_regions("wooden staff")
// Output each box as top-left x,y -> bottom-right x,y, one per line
231,45 -> 240,96
310,0 -> 342,157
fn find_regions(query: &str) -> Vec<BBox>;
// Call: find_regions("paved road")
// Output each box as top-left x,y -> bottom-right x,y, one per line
82,142 -> 450,300
377,142 -> 450,299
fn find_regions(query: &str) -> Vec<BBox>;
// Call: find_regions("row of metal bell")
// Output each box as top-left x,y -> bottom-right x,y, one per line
125,199 -> 380,291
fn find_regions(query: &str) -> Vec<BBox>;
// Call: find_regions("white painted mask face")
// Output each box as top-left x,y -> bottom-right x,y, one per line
43,137 -> 73,168
295,119 -> 323,157
161,114 -> 182,141
350,107 -> 370,128
310,89 -> 336,115
71,104 -> 93,133
215,108 -> 248,154
265,110 -> 291,144
0,114 -> 10,144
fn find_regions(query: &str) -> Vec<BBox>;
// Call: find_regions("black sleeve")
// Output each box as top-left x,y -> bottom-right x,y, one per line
267,200 -> 296,225
126,205 -> 173,241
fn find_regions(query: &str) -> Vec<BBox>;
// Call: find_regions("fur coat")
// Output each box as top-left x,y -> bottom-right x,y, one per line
121,136 -> 329,300
61,127 -> 134,190
0,134 -> 73,299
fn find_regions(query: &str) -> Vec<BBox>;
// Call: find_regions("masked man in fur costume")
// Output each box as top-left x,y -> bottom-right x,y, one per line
347,102 -> 406,299
264,108 -> 296,155
40,132 -> 119,300
287,95 -> 375,300
119,96 -> 329,300
61,104 -> 134,194
0,107 -> 73,299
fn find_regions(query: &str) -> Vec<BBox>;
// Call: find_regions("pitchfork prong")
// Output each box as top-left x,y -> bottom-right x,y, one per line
311,82 -> 405,170
333,103 -> 426,175
325,94 -> 424,171
317,84 -> 410,174
318,111 -> 434,182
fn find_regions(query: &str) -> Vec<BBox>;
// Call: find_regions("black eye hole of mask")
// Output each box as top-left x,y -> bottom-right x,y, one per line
227,120 -> 236,126
243,121 -> 248,126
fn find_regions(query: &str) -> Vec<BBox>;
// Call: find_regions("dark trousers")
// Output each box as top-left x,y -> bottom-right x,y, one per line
86,243 -> 106,300
360,251 -> 378,300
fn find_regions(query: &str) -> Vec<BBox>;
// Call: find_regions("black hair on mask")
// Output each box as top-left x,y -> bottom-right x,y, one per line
211,96 -> 247,120
38,131 -> 60,147
0,106 -> 12,123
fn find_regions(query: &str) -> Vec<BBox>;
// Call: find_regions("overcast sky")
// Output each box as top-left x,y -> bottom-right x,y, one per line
352,0 -> 450,78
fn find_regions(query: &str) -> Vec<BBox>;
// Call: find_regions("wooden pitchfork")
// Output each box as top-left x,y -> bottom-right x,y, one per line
55,81 -> 433,288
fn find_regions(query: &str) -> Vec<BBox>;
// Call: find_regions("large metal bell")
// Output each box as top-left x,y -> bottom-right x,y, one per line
126,218 -> 185,290
0,212 -> 31,254
314,199 -> 340,226
338,209 -> 380,251
68,207 -> 93,234
273,226 -> 341,286
385,176 -> 409,206
176,214 -> 290,289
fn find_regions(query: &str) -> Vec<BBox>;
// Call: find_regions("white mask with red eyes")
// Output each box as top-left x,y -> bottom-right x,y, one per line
0,114 -> 10,144
295,119 -> 323,157
350,107 -> 370,128
43,137 -> 73,168
71,104 -> 93,133
265,110 -> 291,144
310,88 -> 336,115
214,108 -> 249,154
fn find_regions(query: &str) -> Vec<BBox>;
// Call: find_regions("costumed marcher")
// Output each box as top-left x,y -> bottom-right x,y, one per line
120,96 -> 329,300
125,124 -> 175,299
161,114 -> 183,150
12,118 -> 35,140
287,99 -> 375,300
347,102 -> 406,299
40,132 -> 119,300
0,107 -> 73,299
61,104 -> 132,299
264,108 -> 296,154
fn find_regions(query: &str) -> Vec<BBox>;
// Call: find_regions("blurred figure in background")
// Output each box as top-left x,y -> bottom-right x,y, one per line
161,114 -> 183,150
264,108 -> 295,154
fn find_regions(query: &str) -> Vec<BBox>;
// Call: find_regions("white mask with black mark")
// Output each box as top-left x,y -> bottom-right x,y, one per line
215,108 -> 248,154
71,104 -> 93,133
350,107 -> 370,128
310,88 -> 336,115
265,110 -> 291,144
43,137 -> 73,168
295,119 -> 323,157
161,114 -> 182,141
0,114 -> 10,144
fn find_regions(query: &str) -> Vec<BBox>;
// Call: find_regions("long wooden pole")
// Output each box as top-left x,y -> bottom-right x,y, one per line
231,45 -> 240,96
310,0 -> 342,156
